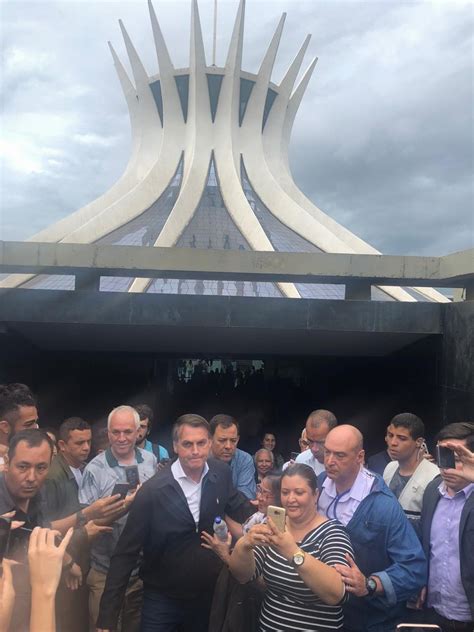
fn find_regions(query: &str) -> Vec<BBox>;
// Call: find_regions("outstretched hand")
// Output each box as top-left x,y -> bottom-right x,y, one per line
201,531 -> 232,563
28,527 -> 74,597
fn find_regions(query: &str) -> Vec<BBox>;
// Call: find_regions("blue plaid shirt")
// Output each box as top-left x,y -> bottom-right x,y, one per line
79,447 -> 157,573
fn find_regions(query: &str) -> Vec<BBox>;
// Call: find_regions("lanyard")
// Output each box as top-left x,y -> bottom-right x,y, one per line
326,488 -> 351,521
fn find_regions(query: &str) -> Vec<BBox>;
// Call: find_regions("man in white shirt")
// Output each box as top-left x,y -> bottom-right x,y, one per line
295,409 -> 337,475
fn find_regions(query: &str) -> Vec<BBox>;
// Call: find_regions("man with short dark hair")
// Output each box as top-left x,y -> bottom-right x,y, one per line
295,409 -> 337,475
134,404 -> 169,462
210,413 -> 256,499
96,413 -> 248,632
383,413 -> 439,530
0,383 -> 39,450
420,422 -> 474,630
318,424 -> 427,632
0,429 -> 83,631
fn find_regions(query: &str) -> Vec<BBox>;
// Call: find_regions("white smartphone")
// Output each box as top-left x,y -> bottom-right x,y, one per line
267,505 -> 286,532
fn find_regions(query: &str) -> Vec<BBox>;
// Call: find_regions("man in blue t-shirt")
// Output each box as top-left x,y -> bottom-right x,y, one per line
134,404 -> 169,462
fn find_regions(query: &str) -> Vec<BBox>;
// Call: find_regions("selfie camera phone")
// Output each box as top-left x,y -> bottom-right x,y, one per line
436,445 -> 455,469
267,505 -> 286,532
125,465 -> 140,489
112,483 -> 131,499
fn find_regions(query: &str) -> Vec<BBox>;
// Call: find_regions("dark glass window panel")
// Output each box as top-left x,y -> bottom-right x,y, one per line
149,79 -> 164,125
239,78 -> 255,126
21,274 -> 75,291
147,156 -> 283,297
174,75 -> 189,122
262,88 -> 278,131
206,74 -> 224,122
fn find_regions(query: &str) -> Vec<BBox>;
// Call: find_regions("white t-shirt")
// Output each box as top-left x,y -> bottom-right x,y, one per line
294,449 -> 325,476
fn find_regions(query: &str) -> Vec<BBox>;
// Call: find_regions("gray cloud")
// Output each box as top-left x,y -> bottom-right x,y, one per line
0,0 -> 472,256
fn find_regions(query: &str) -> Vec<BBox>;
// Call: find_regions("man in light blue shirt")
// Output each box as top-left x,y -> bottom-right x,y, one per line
210,414 -> 256,499
79,404 -> 157,632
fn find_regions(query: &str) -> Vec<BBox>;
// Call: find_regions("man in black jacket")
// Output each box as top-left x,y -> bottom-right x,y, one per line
96,414 -> 248,632
420,422 -> 474,631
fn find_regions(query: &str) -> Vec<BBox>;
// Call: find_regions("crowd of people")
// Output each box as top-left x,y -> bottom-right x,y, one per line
0,381 -> 473,632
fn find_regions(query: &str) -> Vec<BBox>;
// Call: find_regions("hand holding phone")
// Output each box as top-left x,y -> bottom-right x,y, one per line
111,483 -> 131,499
125,465 -> 140,489
436,445 -> 455,469
267,505 -> 286,532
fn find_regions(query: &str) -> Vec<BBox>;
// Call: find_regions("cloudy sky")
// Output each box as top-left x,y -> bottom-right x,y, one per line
1,0 -> 472,256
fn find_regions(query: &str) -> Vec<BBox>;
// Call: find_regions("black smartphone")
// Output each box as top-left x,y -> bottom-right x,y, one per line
436,445 -> 455,469
0,517 -> 12,564
124,465 -> 140,489
111,483 -> 131,499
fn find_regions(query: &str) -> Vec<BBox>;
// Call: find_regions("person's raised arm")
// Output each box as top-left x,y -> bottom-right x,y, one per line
227,524 -> 269,584
28,527 -> 74,632
267,517 -> 348,605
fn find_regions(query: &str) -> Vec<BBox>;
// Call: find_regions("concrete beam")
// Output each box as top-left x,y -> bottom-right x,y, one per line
0,241 -> 472,288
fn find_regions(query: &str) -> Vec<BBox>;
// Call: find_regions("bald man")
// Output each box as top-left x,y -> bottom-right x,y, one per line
318,425 -> 427,632
295,409 -> 337,475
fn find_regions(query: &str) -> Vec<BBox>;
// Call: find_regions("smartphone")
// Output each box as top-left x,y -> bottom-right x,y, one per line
124,465 -> 140,489
267,505 -> 286,532
436,445 -> 455,469
290,452 -> 299,461
111,483 -> 131,499
0,517 -> 12,564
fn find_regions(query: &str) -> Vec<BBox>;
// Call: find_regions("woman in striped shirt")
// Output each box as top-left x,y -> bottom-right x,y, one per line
228,463 -> 354,631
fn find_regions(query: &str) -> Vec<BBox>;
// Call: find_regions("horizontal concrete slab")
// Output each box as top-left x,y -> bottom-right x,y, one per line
0,242 -> 472,287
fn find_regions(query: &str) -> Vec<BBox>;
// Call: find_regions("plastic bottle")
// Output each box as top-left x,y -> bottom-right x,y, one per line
213,516 -> 228,542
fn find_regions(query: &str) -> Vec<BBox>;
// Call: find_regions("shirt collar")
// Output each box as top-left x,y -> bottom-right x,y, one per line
322,467 -> 369,500
438,480 -> 474,499
105,447 -> 144,468
172,458 -> 209,484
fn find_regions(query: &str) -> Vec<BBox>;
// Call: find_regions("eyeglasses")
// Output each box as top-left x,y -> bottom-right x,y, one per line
256,485 -> 275,500
306,439 -> 326,447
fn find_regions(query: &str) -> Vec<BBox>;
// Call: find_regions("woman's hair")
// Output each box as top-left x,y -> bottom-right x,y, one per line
261,473 -> 282,505
282,463 -> 318,493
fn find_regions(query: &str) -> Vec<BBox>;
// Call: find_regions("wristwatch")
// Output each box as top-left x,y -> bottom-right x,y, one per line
76,509 -> 88,527
365,576 -> 377,597
292,549 -> 306,567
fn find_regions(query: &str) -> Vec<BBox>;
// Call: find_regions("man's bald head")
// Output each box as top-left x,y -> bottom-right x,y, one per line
327,424 -> 364,451
324,424 -> 365,491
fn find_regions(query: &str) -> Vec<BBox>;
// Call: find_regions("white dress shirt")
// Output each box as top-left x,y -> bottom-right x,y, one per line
318,467 -> 376,526
171,458 -> 209,524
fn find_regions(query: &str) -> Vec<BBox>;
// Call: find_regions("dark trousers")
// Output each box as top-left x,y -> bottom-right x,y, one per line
425,608 -> 474,632
140,591 -> 212,632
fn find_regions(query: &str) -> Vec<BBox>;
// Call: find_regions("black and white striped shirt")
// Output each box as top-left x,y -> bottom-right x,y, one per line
254,519 -> 353,631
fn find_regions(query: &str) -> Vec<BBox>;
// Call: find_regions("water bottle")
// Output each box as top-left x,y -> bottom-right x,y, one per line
213,516 -> 228,542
